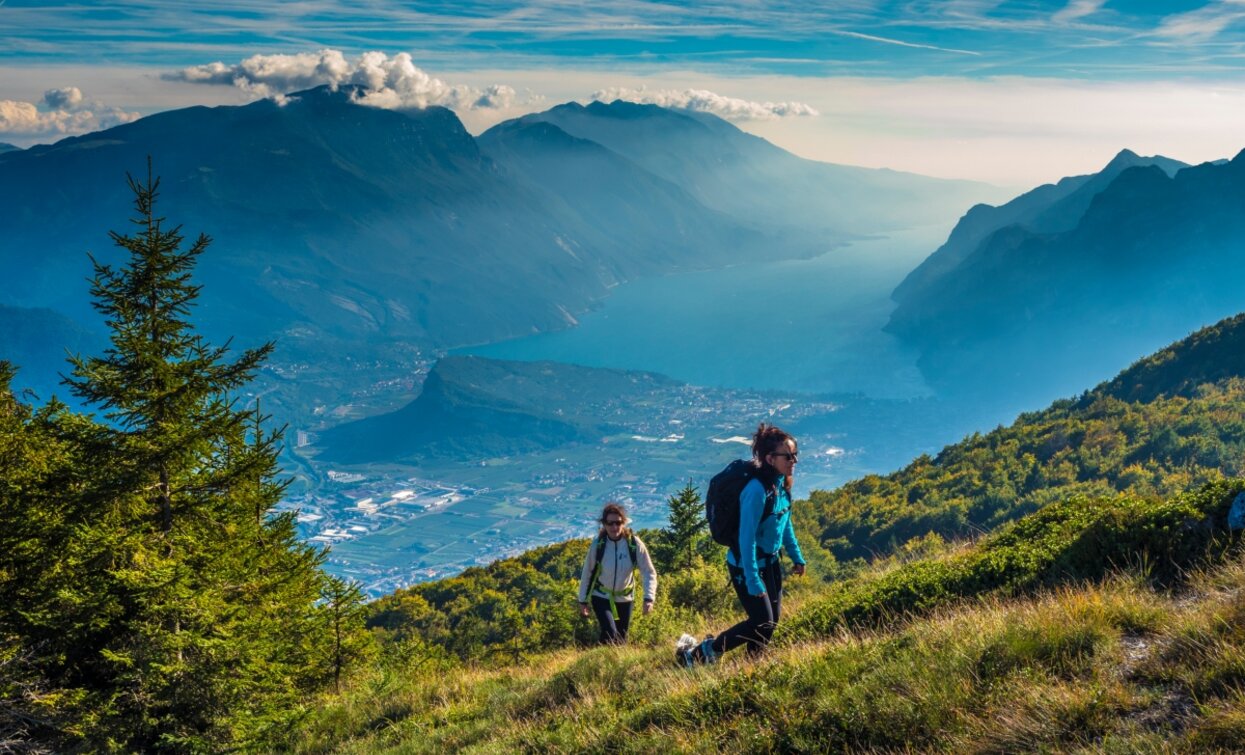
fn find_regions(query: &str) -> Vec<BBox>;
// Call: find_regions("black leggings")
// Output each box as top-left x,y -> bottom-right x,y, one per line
590,595 -> 633,644
714,561 -> 783,657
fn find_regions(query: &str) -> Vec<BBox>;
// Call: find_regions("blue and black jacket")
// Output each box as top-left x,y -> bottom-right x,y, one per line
726,470 -> 805,595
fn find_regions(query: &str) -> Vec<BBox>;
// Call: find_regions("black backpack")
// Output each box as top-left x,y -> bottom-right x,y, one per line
705,459 -> 776,555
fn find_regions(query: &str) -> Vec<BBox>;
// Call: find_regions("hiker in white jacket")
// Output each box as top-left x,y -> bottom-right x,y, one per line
577,502 -> 658,644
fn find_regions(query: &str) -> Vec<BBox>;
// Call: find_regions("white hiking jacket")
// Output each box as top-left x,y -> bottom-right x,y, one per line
576,533 -> 658,604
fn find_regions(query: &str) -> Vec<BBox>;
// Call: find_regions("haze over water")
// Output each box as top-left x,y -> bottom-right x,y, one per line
462,225 -> 948,399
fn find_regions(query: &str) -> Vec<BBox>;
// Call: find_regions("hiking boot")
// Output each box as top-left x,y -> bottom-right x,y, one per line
674,633 -> 697,669
699,635 -> 718,665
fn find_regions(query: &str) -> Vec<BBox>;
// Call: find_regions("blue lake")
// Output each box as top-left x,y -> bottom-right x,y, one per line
460,225 -> 950,399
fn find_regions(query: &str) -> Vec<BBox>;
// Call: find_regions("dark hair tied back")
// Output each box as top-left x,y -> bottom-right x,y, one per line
751,422 -> 796,497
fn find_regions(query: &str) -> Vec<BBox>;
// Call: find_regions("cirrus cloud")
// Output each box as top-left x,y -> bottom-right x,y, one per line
165,49 -> 520,112
1154,1 -> 1245,41
589,86 -> 818,121
0,87 -> 139,139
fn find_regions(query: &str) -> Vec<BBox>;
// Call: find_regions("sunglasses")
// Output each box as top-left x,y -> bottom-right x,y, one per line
770,452 -> 799,461
604,519 -> 624,526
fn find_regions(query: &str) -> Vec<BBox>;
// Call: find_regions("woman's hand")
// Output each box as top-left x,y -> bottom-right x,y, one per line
791,563 -> 806,577
579,602 -> 590,618
642,600 -> 653,616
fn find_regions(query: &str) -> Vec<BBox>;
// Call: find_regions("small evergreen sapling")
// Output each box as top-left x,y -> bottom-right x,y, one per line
664,481 -> 707,570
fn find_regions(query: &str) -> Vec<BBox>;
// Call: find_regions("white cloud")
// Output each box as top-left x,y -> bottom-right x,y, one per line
0,87 -> 139,138
1155,1 -> 1245,41
589,87 -> 818,121
828,30 -> 980,55
166,49 -> 521,112
1052,0 -> 1107,25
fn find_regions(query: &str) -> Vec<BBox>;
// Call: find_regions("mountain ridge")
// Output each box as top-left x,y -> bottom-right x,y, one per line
0,88 -> 1000,415
885,148 -> 1245,402
499,98 -> 1005,237
891,148 -> 1189,305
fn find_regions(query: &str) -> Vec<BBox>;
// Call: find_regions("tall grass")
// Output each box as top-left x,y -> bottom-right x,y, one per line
283,482 -> 1245,753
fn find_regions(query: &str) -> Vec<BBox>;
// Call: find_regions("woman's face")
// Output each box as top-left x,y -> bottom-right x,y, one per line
766,438 -> 799,476
603,512 -> 626,538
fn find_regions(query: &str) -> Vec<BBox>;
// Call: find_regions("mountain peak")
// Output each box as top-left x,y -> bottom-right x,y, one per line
1102,148 -> 1155,173
286,83 -> 357,102
1106,148 -> 1140,165
1101,148 -> 1187,178
583,99 -> 670,120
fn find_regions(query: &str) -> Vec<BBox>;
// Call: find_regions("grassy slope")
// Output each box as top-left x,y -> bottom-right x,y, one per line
285,315 -> 1245,752
287,482 -> 1245,753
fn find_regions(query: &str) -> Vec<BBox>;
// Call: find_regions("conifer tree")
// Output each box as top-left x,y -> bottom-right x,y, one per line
664,481 -> 706,570
0,361 -> 111,748
321,576 -> 369,692
41,161 -> 348,750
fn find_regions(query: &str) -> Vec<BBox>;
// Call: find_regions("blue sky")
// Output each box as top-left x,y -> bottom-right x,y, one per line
4,1 -> 1245,184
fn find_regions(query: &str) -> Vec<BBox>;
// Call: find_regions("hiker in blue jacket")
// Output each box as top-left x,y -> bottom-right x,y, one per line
683,423 -> 805,664
577,502 -> 658,644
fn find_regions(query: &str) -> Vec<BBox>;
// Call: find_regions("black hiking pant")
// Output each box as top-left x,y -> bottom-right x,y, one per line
590,594 -> 633,644
715,560 -> 782,657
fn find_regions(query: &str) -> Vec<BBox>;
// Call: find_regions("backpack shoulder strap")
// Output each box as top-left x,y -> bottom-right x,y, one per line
762,487 -> 778,520
626,534 -> 638,566
586,534 -> 607,595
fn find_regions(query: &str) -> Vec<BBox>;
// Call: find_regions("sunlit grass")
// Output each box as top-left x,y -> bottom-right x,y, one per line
285,483 -> 1245,753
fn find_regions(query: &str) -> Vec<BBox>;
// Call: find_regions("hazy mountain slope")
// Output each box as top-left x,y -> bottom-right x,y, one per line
0,88 -> 779,365
315,355 -> 682,462
501,100 -> 1006,237
892,149 -> 1189,303
0,143 -> 18,153
885,150 -> 1245,400
476,119 -> 773,262
0,304 -> 103,398
0,87 -> 552,347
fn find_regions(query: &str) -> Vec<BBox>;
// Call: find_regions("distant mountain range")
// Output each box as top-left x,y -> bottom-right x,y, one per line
885,148 -> 1245,403
0,143 -> 19,154
0,87 -> 1000,406
492,100 -> 991,237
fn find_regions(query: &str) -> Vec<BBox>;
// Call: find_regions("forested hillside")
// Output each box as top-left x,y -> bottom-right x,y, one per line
807,314 -> 1245,563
